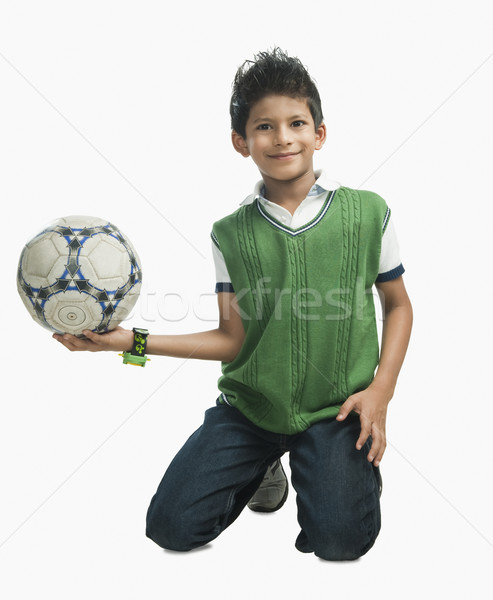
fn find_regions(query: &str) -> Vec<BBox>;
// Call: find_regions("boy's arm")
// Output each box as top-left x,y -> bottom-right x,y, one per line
336,276 -> 413,466
370,276 -> 413,396
53,292 -> 245,363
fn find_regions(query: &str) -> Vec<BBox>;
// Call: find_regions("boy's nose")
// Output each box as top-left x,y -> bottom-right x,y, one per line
273,126 -> 292,146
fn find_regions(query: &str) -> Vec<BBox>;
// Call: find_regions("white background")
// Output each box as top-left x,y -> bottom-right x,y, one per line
1,1 -> 492,598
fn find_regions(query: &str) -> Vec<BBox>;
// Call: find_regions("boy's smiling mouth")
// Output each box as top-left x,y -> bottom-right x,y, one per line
269,152 -> 300,159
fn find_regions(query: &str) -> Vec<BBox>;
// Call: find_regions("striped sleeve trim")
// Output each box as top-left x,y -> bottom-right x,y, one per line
210,230 -> 220,250
382,207 -> 391,234
375,263 -> 405,283
215,282 -> 235,293
219,393 -> 232,406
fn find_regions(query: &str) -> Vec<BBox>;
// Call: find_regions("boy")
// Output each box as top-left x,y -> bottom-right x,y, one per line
54,48 -> 413,560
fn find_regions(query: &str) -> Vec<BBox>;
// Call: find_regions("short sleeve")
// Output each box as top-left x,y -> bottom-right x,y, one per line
376,215 -> 405,282
211,238 -> 234,293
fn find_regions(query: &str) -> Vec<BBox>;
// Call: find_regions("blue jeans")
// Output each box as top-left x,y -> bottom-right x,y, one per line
146,402 -> 381,561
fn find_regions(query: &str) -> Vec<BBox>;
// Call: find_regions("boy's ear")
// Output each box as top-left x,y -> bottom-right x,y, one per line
315,122 -> 327,151
232,131 -> 250,157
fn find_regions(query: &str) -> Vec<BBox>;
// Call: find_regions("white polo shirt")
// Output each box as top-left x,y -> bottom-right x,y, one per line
212,170 -> 404,292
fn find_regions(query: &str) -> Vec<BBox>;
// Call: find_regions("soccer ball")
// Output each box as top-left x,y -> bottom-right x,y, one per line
17,215 -> 142,336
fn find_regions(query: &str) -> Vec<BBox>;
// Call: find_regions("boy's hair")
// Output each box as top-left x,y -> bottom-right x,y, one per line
230,47 -> 323,138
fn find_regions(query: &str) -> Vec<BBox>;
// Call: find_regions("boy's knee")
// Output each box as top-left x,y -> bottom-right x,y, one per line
146,497 -> 219,552
146,498 -> 192,552
315,532 -> 377,561
298,514 -> 381,561
146,510 -> 185,552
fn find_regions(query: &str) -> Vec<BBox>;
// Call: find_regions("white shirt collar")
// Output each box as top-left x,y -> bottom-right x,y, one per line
239,170 -> 341,206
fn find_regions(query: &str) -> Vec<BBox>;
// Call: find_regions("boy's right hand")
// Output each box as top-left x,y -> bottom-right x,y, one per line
53,326 -> 133,353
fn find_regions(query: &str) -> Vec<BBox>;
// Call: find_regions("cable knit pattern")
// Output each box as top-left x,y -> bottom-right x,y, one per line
212,187 -> 388,434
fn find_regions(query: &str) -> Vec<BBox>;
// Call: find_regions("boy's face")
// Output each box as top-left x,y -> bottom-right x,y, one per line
232,94 -> 326,186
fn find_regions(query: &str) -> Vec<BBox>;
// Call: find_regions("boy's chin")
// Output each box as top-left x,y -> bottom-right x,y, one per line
260,168 -> 315,184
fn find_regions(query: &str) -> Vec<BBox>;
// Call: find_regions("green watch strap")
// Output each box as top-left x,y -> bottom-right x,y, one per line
121,351 -> 149,367
121,328 -> 150,367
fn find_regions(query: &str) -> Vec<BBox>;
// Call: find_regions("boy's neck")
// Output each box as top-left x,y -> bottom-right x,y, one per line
261,170 -> 317,215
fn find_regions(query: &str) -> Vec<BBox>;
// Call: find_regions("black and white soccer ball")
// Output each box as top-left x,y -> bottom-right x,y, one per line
17,215 -> 142,336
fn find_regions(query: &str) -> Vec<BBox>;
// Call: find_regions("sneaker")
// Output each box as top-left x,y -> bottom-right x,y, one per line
247,459 -> 289,513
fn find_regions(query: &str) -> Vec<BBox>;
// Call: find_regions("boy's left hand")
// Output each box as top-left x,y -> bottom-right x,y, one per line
336,384 -> 392,466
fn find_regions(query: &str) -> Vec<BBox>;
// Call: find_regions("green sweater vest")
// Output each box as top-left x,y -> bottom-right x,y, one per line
212,186 -> 389,434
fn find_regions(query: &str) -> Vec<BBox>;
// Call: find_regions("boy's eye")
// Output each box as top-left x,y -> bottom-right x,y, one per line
291,120 -> 305,127
257,123 -> 271,130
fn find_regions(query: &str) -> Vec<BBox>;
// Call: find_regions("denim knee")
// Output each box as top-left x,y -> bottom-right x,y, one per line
315,531 -> 377,561
146,496 -> 221,552
146,498 -> 193,552
306,512 -> 381,561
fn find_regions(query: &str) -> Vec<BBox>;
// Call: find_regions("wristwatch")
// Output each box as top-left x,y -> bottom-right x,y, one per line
121,327 -> 150,367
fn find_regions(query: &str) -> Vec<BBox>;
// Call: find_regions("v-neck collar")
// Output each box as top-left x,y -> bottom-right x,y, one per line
255,188 -> 338,237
